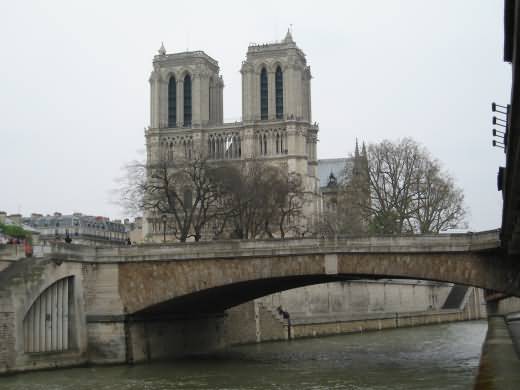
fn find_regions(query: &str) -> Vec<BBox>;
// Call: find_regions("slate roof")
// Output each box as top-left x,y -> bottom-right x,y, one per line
317,158 -> 354,188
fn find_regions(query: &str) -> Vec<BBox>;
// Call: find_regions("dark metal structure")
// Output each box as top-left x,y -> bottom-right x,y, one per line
501,0 -> 520,256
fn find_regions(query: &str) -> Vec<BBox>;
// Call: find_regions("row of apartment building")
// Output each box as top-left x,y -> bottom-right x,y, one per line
0,211 -> 143,246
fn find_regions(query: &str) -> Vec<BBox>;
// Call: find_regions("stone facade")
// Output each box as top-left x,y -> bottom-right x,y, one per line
318,141 -> 369,236
144,31 -> 324,240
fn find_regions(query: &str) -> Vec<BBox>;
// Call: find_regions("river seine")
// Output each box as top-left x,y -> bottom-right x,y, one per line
0,321 -> 487,390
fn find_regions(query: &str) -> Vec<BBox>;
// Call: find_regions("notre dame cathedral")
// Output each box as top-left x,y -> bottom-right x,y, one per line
144,31 -> 367,240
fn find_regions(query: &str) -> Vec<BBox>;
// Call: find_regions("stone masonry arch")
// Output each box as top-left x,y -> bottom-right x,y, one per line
117,248 -> 519,317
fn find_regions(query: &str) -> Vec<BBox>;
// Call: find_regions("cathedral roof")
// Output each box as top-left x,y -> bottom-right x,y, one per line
247,30 -> 304,58
153,50 -> 219,69
317,158 -> 354,188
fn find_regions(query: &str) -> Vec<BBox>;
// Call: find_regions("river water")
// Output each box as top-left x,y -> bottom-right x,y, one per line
0,321 -> 487,390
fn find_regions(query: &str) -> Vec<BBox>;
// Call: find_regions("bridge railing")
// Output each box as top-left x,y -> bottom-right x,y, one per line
28,229 -> 501,264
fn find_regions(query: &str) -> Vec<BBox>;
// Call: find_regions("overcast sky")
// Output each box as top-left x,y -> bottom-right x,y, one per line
0,0 -> 510,231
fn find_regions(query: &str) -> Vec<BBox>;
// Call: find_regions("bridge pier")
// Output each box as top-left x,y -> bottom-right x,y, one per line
485,296 -> 520,355
124,314 -> 228,362
474,297 -> 520,388
86,318 -> 127,364
121,301 -> 288,363
85,315 -> 231,365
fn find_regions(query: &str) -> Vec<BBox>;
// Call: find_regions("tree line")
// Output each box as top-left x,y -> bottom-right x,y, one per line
119,138 -> 467,241
120,157 -> 305,242
323,138 -> 466,235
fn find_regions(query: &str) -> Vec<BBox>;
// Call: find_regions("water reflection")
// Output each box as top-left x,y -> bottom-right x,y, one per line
0,321 -> 487,390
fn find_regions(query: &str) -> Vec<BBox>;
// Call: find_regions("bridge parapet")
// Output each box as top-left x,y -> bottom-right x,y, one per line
36,230 -> 501,263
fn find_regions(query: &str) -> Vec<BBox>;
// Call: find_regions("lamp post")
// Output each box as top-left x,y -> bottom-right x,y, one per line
161,214 -> 167,243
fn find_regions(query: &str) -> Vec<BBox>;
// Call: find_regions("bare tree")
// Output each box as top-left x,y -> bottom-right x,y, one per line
411,160 -> 467,233
217,161 -> 305,239
365,138 -> 466,234
118,159 -> 147,217
222,161 -> 278,239
276,172 -> 305,239
119,155 -> 229,242
365,139 -> 421,233
119,156 -> 306,241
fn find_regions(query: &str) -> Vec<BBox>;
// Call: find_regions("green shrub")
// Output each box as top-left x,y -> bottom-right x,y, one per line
0,223 -> 30,240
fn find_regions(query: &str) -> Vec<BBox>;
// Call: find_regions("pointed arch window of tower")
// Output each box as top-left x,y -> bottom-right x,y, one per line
184,74 -> 192,127
275,66 -> 283,119
260,68 -> 268,120
168,76 -> 177,128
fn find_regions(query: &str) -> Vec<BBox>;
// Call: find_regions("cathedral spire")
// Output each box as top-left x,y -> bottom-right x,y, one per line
158,42 -> 166,56
355,138 -> 360,158
362,141 -> 367,156
283,28 -> 294,43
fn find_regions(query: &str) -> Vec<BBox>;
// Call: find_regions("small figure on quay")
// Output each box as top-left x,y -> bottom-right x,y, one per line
277,306 -> 292,340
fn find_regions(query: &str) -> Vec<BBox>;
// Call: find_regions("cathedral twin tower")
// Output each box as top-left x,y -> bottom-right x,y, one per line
145,31 -> 321,236
149,30 -> 312,128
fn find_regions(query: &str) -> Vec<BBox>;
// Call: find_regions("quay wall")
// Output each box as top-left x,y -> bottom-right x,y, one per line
228,284 -> 485,344
474,298 -> 520,388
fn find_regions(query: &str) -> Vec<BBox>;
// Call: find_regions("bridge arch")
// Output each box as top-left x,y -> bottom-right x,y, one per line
133,274 -> 352,317
115,235 -> 519,317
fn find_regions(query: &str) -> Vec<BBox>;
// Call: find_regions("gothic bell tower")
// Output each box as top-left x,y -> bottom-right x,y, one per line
149,44 -> 224,129
241,30 -> 312,123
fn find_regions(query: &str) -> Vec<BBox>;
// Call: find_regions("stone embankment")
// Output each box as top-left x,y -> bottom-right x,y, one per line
474,314 -> 520,390
231,285 -> 486,343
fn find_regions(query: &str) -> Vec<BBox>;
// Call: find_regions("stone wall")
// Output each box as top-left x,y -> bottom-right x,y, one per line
0,311 -> 15,372
221,302 -> 257,345
486,296 -> 520,359
0,258 -> 88,374
127,315 -> 227,362
258,280 -> 454,320
290,288 -> 484,339
86,322 -> 126,364
82,263 -> 126,363
474,313 -> 520,387
291,310 -> 466,338
225,283 -> 485,344
256,302 -> 288,342
124,302 -> 289,362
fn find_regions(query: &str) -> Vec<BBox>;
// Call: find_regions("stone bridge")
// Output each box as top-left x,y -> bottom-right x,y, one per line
1,230 -> 518,373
